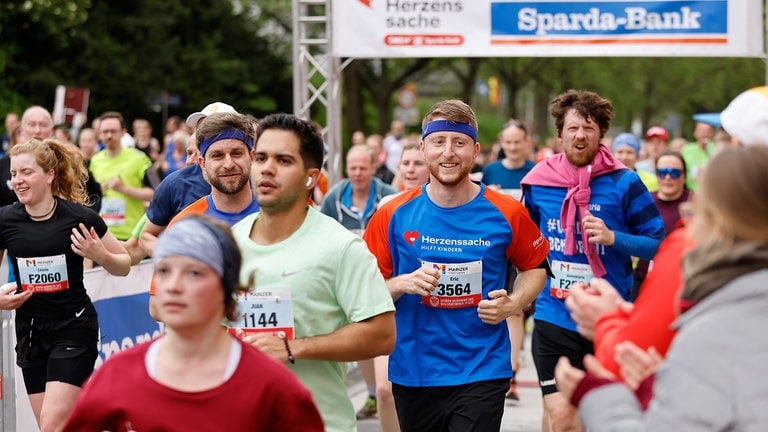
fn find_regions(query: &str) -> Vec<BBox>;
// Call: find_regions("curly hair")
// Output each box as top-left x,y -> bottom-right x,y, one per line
549,89 -> 614,137
11,138 -> 90,205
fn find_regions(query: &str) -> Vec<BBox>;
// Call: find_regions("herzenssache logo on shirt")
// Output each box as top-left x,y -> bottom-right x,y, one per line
404,232 -> 491,247
403,231 -> 419,245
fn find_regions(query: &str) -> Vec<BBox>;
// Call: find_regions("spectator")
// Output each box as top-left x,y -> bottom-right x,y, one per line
89,111 -> 155,240
555,144 -> 768,431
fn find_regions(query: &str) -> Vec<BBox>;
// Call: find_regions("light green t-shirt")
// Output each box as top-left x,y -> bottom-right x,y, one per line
90,148 -> 152,240
232,207 -> 395,432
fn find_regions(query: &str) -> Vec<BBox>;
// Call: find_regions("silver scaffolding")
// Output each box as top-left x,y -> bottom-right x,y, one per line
292,0 -> 351,187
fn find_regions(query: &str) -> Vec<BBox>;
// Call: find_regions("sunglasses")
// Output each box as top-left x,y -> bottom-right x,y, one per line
656,167 -> 683,179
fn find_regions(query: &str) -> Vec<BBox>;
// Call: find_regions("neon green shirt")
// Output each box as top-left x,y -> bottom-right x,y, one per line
90,148 -> 152,240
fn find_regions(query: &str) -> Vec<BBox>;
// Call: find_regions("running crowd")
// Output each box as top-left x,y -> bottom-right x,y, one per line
0,85 -> 765,432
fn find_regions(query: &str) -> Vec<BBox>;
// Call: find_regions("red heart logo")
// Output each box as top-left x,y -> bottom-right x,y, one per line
404,231 -> 419,245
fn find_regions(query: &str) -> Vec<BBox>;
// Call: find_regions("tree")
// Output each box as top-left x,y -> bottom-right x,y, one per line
0,0 -> 92,113
0,0 -> 292,134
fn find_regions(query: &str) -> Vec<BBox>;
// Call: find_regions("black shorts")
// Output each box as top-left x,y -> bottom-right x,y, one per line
15,311 -> 99,394
531,319 -> 593,395
392,379 -> 508,432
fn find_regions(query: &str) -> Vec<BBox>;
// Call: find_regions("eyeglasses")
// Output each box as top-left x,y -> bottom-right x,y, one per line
656,167 -> 683,179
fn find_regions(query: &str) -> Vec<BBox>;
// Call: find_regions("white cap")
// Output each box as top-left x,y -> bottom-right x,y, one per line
720,86 -> 768,147
185,102 -> 237,128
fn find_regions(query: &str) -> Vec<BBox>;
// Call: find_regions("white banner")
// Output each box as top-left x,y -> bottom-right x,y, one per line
332,0 -> 764,58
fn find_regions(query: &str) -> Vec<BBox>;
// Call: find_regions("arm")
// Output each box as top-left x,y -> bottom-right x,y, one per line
0,250 -> 32,309
611,231 -> 662,261
122,237 -> 147,266
108,177 -> 155,202
244,311 -> 396,363
565,279 -> 626,341
71,224 -> 131,276
477,267 -> 547,325
593,229 -> 686,376
385,267 -> 440,302
582,210 -> 662,260
123,214 -> 149,265
139,220 -> 165,257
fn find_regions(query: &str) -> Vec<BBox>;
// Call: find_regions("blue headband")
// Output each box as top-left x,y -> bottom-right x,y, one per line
199,129 -> 254,157
421,120 -> 478,143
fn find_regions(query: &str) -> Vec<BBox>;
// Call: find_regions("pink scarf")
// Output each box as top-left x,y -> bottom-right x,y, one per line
521,145 -> 624,277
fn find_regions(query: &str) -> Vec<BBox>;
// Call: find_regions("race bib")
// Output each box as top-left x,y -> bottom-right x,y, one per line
421,260 -> 483,309
100,197 -> 127,226
17,254 -> 70,293
550,260 -> 593,300
229,286 -> 295,339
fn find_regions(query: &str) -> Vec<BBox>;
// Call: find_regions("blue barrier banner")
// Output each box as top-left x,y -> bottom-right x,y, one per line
93,292 -> 163,367
332,0 -> 763,58
83,261 -> 163,367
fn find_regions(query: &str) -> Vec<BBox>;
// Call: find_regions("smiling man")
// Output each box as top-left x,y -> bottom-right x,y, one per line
169,112 -> 259,225
364,99 -> 550,431
521,89 -> 664,432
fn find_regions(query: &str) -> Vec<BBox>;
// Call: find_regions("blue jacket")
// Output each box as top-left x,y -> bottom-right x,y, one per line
320,177 -> 396,234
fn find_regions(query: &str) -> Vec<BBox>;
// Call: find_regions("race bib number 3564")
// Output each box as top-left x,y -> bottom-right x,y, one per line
420,260 -> 483,309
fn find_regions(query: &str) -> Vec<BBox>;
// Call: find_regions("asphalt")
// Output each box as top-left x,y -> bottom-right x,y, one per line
348,332 -> 543,432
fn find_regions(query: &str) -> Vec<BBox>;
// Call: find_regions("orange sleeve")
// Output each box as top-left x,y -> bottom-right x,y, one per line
594,228 -> 690,378
363,189 -> 418,278
485,190 -> 550,271
363,204 -> 394,278
168,197 -> 209,227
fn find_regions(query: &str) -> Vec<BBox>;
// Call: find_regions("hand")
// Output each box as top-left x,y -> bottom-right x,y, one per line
582,210 -> 614,246
555,354 -> 617,404
615,341 -> 663,390
0,282 -> 32,310
388,267 -> 440,297
106,176 -> 124,192
242,333 -> 292,364
565,278 -> 626,340
477,289 -> 517,325
71,223 -> 107,261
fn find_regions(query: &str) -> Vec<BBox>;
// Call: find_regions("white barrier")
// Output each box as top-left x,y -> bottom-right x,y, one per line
0,261 -> 160,431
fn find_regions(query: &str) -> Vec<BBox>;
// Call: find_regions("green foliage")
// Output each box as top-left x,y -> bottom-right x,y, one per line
0,0 -> 292,132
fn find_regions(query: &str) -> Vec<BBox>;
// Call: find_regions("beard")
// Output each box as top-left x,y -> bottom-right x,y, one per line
565,141 -> 600,167
209,172 -> 250,195
428,161 -> 471,187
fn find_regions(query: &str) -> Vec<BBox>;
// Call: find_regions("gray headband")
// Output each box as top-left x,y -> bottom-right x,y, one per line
155,218 -> 225,277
